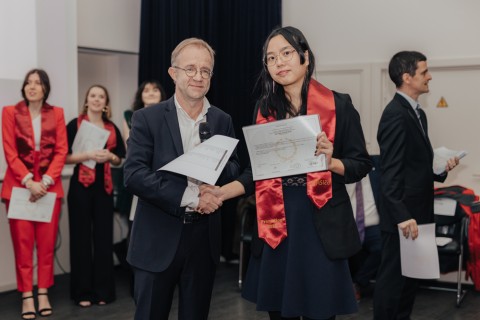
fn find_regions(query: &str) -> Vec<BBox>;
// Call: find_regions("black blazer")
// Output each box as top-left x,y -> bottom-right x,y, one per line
124,97 -> 240,272
377,93 -> 446,233
238,92 -> 372,260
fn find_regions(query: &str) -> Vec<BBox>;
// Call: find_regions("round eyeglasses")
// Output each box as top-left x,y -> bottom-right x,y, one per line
173,66 -> 213,79
264,49 -> 297,66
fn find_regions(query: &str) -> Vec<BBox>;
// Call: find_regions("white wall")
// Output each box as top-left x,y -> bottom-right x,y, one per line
77,51 -> 139,130
77,0 -> 141,53
76,0 -> 141,129
283,0 -> 480,64
0,0 -> 37,79
284,0 -> 480,195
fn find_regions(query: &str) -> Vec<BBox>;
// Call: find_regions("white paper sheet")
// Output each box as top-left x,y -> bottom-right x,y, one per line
399,223 -> 440,279
158,135 -> 239,185
433,146 -> 467,175
71,120 -> 111,169
434,198 -> 457,216
7,187 -> 56,223
436,237 -> 453,247
242,115 -> 325,181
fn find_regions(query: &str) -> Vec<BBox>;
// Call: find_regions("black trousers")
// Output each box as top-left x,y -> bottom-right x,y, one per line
373,232 -> 418,320
133,221 -> 216,320
68,178 -> 116,304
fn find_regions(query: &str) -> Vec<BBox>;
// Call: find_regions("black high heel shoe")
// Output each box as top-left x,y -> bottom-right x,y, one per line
36,293 -> 52,317
21,295 -> 37,320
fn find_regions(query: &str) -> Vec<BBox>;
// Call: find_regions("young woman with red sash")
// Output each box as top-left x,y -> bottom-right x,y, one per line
65,85 -> 125,307
1,69 -> 68,319
203,27 -> 372,320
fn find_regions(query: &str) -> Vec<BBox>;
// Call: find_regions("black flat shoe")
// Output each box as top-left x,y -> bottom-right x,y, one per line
21,296 -> 37,320
37,293 -> 52,317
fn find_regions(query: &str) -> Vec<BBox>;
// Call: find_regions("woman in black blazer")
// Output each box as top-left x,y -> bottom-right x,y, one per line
202,26 -> 371,320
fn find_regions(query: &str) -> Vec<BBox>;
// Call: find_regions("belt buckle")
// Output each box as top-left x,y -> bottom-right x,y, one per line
183,212 -> 194,224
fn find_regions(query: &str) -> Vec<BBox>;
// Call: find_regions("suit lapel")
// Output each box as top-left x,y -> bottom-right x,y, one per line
395,94 -> 433,157
204,108 -> 215,134
164,99 -> 184,156
418,109 -> 434,156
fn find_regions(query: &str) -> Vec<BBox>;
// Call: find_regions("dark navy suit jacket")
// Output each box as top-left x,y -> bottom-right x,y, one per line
124,97 -> 240,272
377,93 -> 446,233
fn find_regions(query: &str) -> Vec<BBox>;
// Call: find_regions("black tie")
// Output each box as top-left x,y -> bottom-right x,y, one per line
415,104 -> 426,136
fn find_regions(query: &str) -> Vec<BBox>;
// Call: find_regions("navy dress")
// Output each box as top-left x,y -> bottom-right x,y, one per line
242,177 -> 358,319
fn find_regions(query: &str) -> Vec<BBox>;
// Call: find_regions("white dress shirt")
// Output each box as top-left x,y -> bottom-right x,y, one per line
173,94 -> 211,211
345,175 -> 380,227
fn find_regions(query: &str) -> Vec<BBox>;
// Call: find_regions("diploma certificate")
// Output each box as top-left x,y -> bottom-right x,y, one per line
158,135 -> 239,185
242,115 -> 326,181
7,187 -> 56,223
399,223 -> 440,279
72,120 -> 111,169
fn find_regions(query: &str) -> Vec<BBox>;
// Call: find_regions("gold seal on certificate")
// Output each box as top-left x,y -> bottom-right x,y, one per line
274,138 -> 297,161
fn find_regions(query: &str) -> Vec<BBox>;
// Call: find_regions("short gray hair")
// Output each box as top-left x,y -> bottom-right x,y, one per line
170,38 -> 215,68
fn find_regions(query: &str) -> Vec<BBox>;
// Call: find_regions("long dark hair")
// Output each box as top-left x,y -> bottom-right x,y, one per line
257,26 -> 316,120
132,80 -> 166,111
21,69 -> 51,105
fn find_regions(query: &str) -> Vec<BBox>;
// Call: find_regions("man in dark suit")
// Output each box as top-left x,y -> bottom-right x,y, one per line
373,51 -> 459,319
124,38 -> 240,320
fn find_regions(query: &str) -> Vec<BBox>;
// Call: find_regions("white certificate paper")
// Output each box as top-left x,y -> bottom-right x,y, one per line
72,120 -> 111,169
434,198 -> 457,216
399,223 -> 440,279
242,115 -> 325,181
158,135 -> 239,185
7,187 -> 56,223
433,146 -> 467,175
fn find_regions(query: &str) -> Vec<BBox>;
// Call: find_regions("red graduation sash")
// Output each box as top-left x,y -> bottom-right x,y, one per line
255,79 -> 336,249
14,100 -> 56,176
77,114 -> 116,194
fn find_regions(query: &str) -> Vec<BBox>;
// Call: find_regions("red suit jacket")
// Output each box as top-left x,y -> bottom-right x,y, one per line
1,104 -> 68,199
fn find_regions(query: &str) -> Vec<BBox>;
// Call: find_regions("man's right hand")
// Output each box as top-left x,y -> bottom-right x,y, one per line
398,219 -> 418,240
196,185 -> 224,214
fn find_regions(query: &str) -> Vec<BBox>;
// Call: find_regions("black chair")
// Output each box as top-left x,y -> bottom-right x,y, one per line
425,187 -> 479,307
111,166 -> 133,216
433,210 -> 469,307
237,196 -> 256,289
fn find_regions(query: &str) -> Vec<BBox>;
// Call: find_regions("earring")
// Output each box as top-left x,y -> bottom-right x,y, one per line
272,80 -> 275,93
102,107 -> 107,112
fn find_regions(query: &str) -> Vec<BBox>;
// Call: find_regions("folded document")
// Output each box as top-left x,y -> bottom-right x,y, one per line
433,146 -> 467,175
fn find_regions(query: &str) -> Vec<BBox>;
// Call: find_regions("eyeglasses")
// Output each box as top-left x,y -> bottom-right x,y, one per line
264,48 -> 297,66
172,66 -> 213,79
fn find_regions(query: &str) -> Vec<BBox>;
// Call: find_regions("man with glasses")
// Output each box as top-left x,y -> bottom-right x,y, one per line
124,38 -> 240,320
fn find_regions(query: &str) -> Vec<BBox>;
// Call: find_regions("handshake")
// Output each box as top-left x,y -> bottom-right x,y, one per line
196,184 -> 225,215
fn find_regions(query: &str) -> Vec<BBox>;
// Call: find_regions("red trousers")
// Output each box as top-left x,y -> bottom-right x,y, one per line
7,198 -> 62,292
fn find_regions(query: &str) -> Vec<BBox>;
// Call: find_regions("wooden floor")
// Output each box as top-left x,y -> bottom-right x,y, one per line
1,263 -> 480,319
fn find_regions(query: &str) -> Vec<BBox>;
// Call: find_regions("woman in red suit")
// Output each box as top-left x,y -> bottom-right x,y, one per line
1,69 -> 68,319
